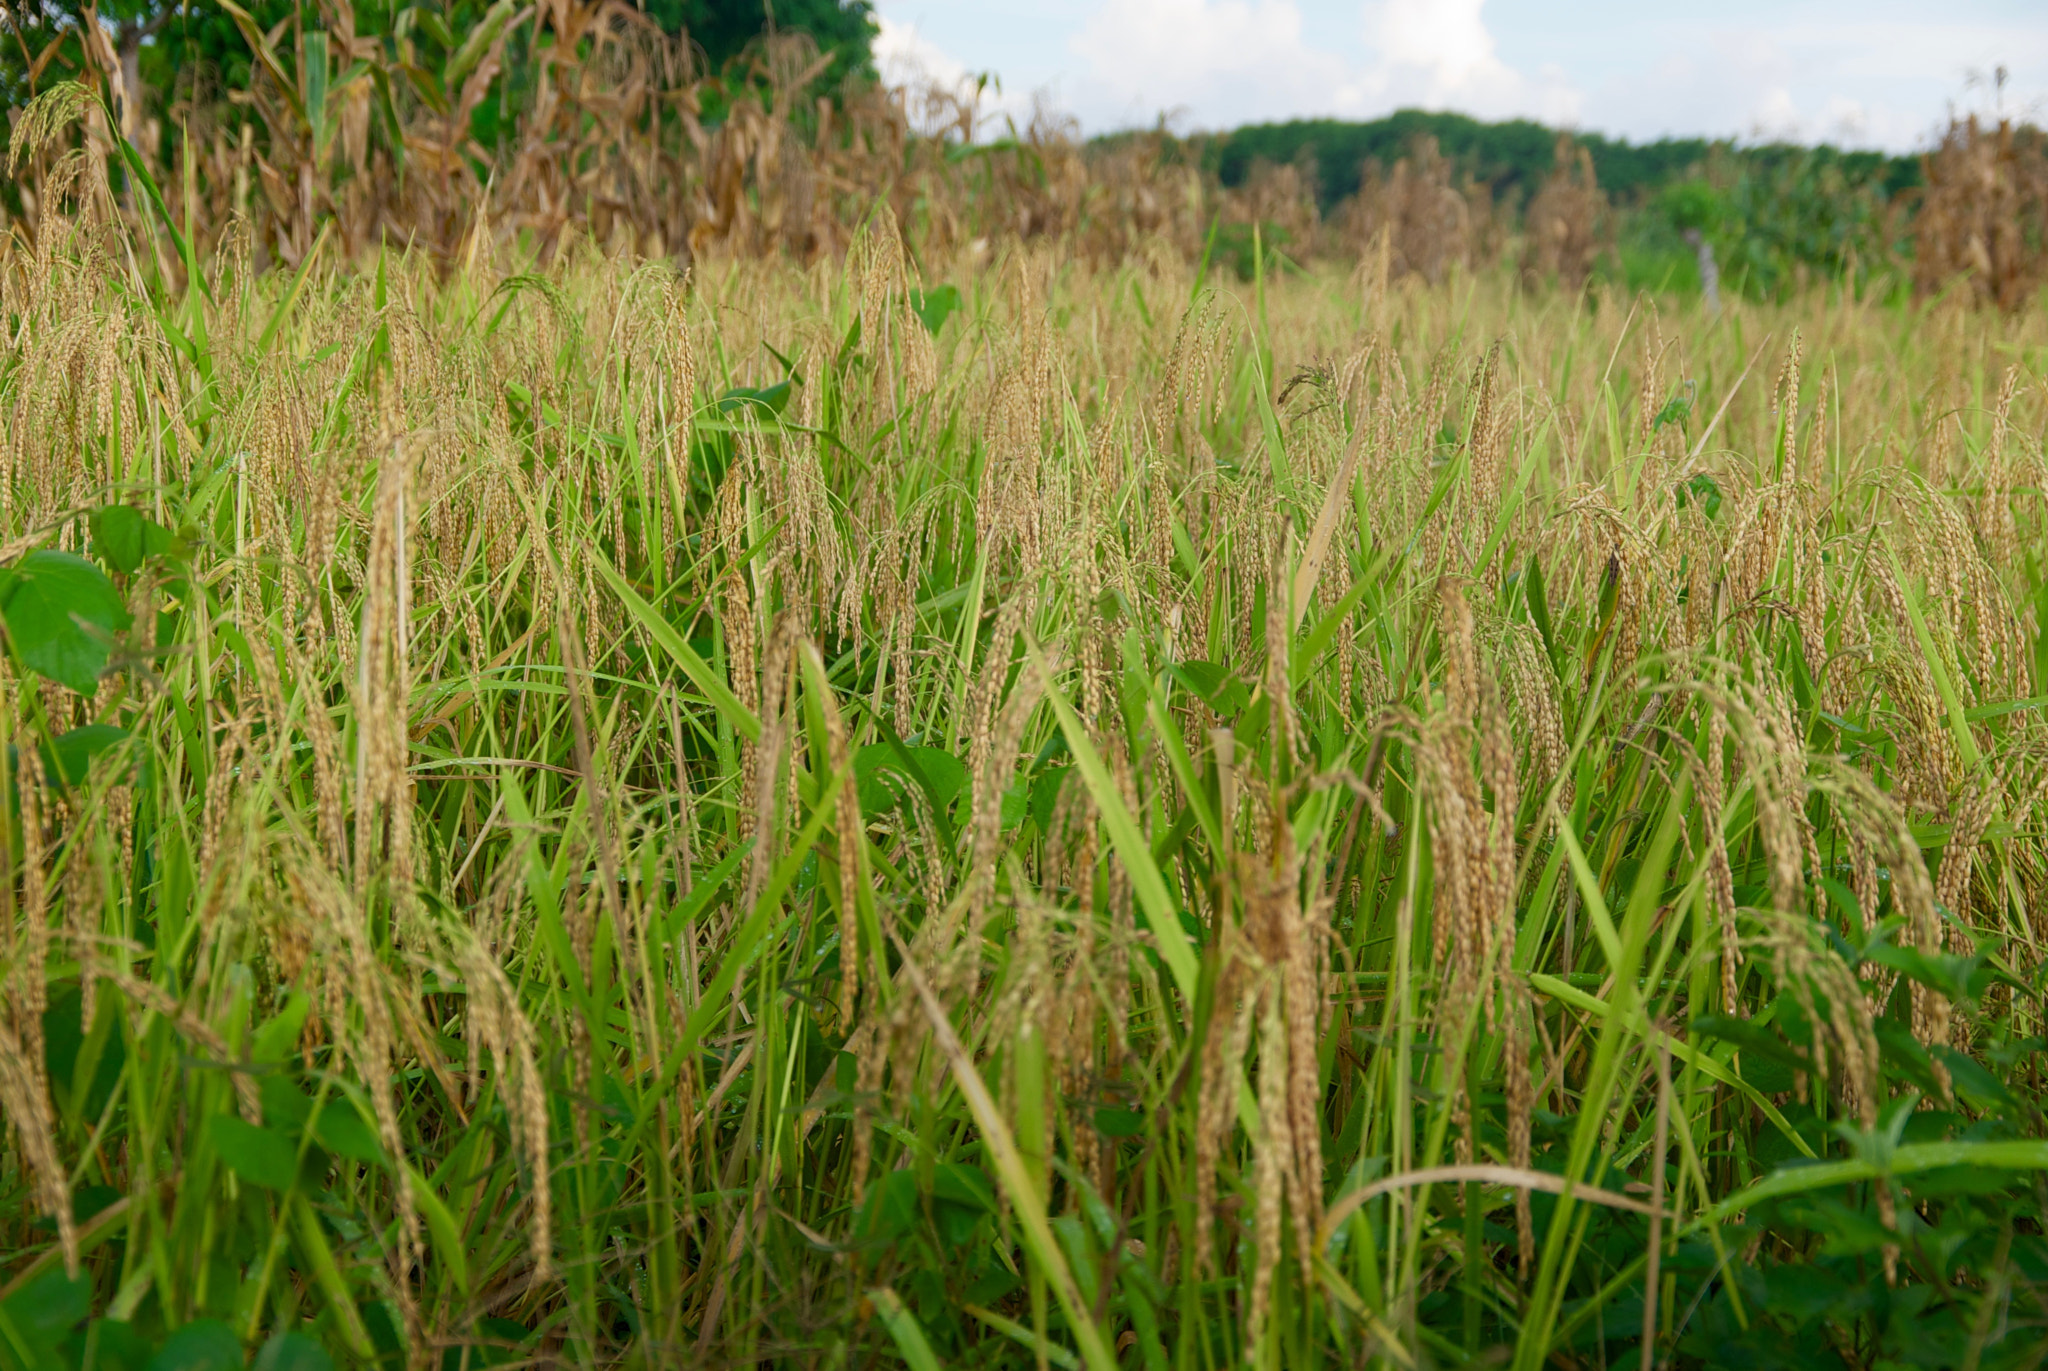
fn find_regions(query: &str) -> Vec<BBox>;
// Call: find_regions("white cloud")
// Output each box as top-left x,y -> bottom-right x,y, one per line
1820,95 -> 1871,143
1749,88 -> 1802,140
1581,20 -> 2048,150
1352,0 -> 1583,124
1067,0 -> 1355,129
875,14 -> 973,91
1062,0 -> 1580,131
874,15 -> 1032,136
1366,0 -> 1502,95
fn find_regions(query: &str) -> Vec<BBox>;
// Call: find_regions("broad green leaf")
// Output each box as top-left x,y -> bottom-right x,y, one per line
1930,1045 -> 2021,1114
1093,1107 -> 1146,1138
715,379 -> 793,418
858,1168 -> 921,1241
89,506 -> 177,575
465,1321 -> 532,1371
1169,661 -> 1249,714
81,1319 -> 152,1371
1028,765 -> 1071,833
263,1077 -> 384,1165
253,993 -> 313,1062
1690,1013 -> 1813,1072
312,1097 -> 384,1164
0,1269 -> 90,1352
1864,941 -> 1979,1002
253,1333 -> 333,1371
932,1161 -> 997,1213
854,742 -> 967,817
0,551 -> 131,694
146,1320 -> 242,1371
208,1115 -> 298,1191
1697,1139 -> 2048,1230
910,284 -> 961,334
1652,388 -> 1695,433
44,725 -> 129,789
259,1074 -> 313,1128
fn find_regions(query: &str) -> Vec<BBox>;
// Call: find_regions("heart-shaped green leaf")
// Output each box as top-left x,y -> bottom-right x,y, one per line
910,284 -> 960,335
89,505 -> 177,575
854,743 -> 967,818
207,1115 -> 298,1191
147,1320 -> 243,1371
0,1268 -> 91,1354
1092,1106 -> 1146,1138
253,1332 -> 334,1371
0,551 -> 131,693
45,724 -> 130,788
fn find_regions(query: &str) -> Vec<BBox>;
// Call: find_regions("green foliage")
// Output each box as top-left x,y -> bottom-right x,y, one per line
1206,109 -> 1918,213
252,1332 -> 334,1371
0,1270 -> 92,1370
1607,154 -> 1903,302
1707,147 -> 1904,300
0,550 -> 130,694
1660,179 -> 1724,233
638,0 -> 876,85
146,1320 -> 244,1371
1676,981 -> 2048,1368
854,741 -> 968,819
44,722 -> 133,790
1208,220 -> 1293,281
1211,110 -> 1580,209
1676,471 -> 1723,519
909,284 -> 961,334
88,507 -> 178,576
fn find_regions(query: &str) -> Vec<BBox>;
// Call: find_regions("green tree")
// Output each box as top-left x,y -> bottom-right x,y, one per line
1205,110 -> 1919,217
1660,180 -> 1725,309
641,0 -> 876,87
0,0 -> 296,133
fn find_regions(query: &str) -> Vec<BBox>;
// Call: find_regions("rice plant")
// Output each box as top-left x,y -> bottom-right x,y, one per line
0,177 -> 2047,1371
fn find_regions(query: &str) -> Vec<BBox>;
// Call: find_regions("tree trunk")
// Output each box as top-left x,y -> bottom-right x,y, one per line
1684,228 -> 1719,315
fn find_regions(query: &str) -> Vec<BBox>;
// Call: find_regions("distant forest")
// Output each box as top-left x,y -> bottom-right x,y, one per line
1185,109 -> 1924,210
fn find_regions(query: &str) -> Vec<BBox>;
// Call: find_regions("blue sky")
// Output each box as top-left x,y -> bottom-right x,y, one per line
871,0 -> 2048,151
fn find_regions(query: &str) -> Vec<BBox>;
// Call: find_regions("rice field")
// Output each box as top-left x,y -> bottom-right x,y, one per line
2,201 -> 2048,1371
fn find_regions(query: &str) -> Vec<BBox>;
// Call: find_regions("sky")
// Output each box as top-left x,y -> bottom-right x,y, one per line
870,0 -> 2048,152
